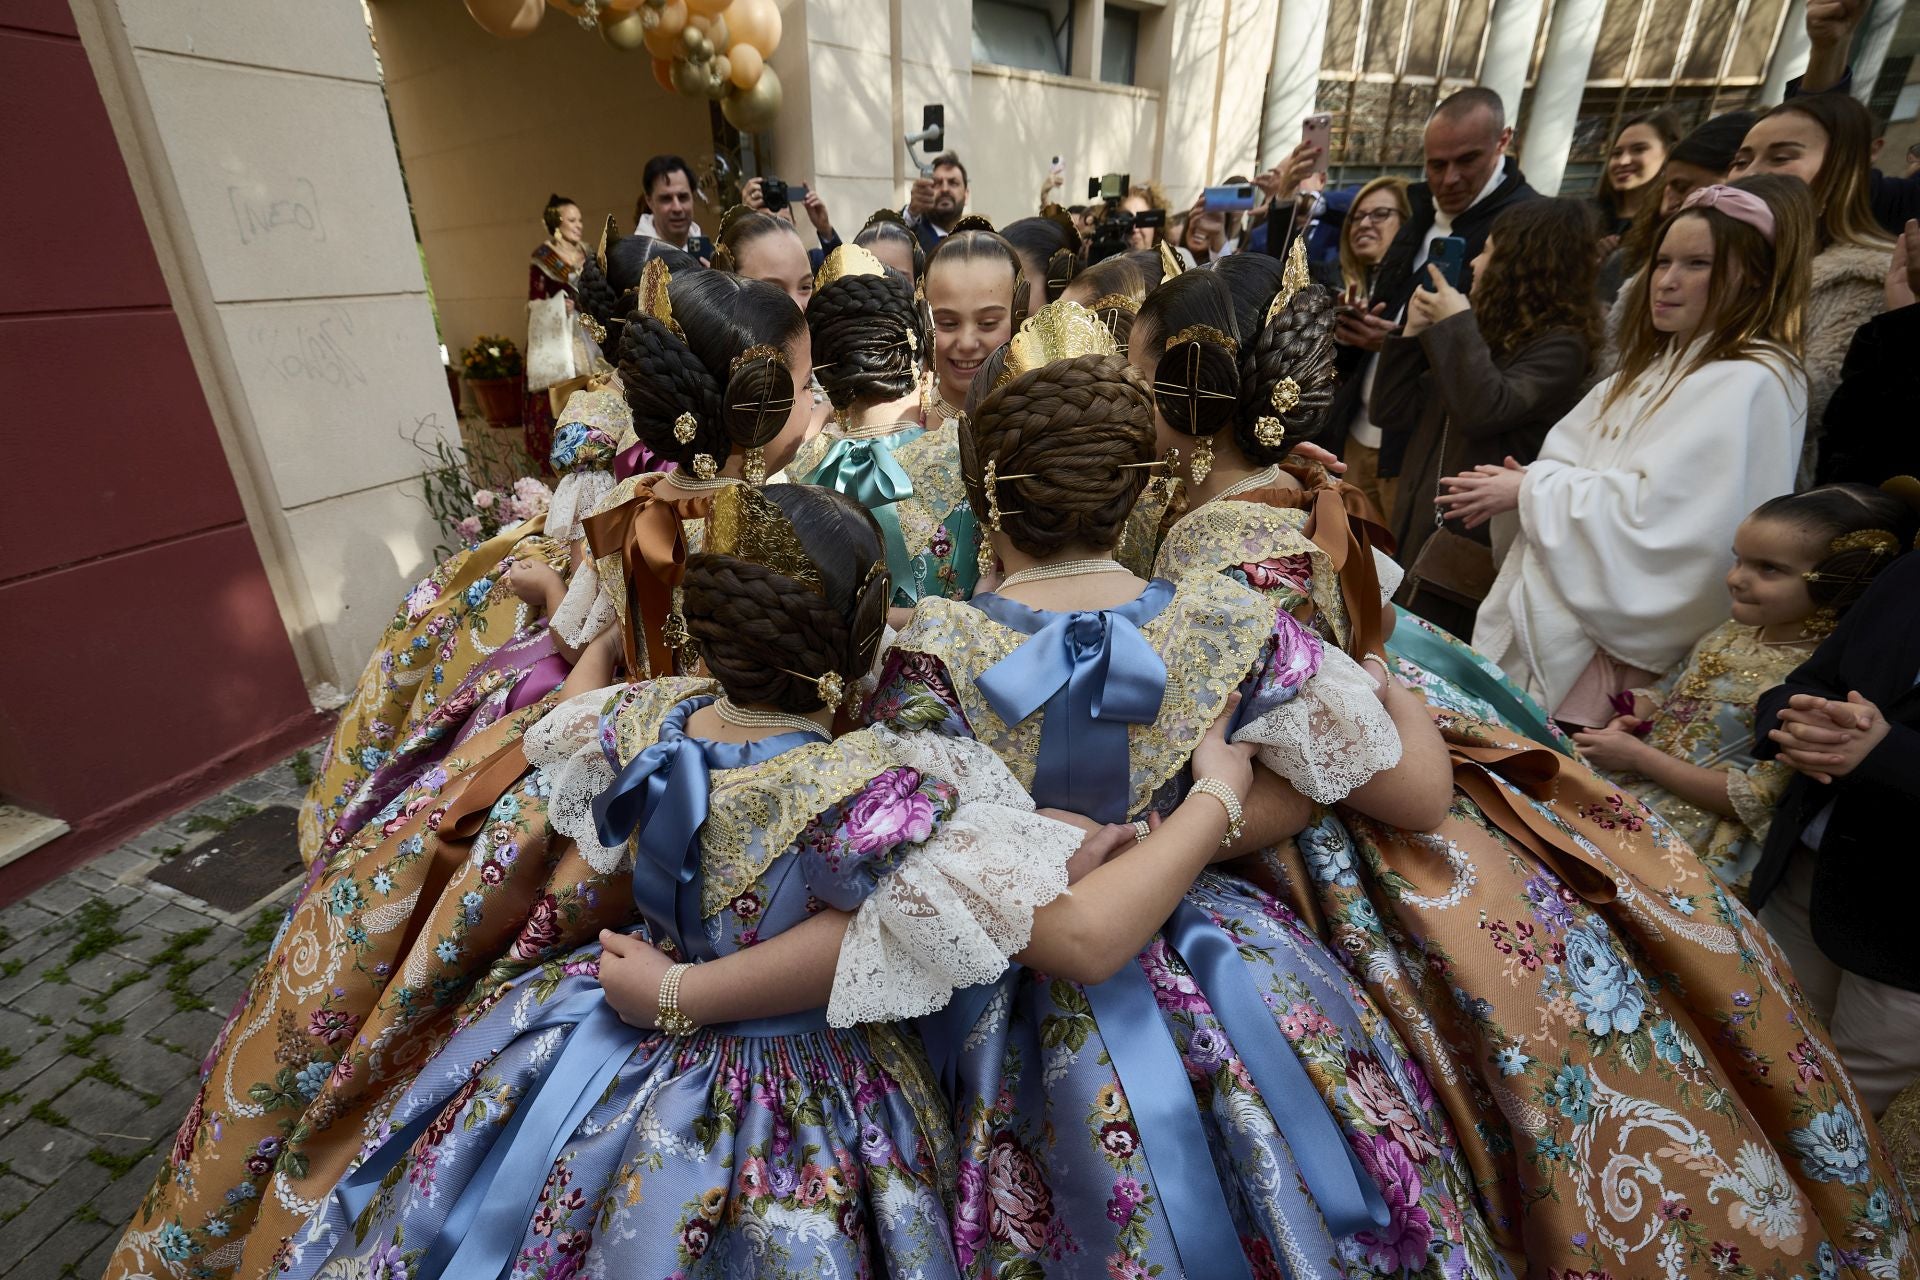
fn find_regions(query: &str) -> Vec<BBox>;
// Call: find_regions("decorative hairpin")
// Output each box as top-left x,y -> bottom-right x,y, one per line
692,453 -> 719,479
1165,324 -> 1237,355
595,214 -> 615,274
638,258 -> 682,339
815,242 -> 890,291
1830,529 -> 1899,557
674,412 -> 699,444
1158,241 -> 1184,280
1084,293 -> 1140,317
1270,377 -> 1302,414
780,669 -> 849,709
1254,417 -> 1286,448
1002,301 -> 1116,385
579,313 -> 607,344
731,344 -> 789,375
1267,237 -> 1314,322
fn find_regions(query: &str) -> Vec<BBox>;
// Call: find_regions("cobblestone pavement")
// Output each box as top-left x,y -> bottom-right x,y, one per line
0,744 -> 322,1279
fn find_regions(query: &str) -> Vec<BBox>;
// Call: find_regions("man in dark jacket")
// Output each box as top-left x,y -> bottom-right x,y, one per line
1748,549 -> 1920,1119
1817,219 -> 1919,485
1325,87 -> 1540,515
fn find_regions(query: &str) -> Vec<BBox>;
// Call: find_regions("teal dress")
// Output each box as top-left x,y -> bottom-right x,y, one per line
788,421 -> 980,606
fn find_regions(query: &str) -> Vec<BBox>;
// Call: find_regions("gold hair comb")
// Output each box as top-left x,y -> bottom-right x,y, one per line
815,242 -> 890,291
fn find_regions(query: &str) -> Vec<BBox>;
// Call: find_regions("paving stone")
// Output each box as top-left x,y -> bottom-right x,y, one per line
8,1210 -> 113,1280
86,846 -> 158,880
9,980 -> 89,1025
88,1163 -> 156,1239
134,904 -> 220,942
48,1078 -> 161,1144
7,1049 -> 87,1114
23,879 -> 93,918
0,1119 -> 90,1186
96,884 -> 171,927
147,1010 -> 225,1061
60,950 -> 139,995
93,1036 -> 188,1100
0,1030 -> 65,1098
0,920 -> 67,970
66,866 -> 120,897
0,902 -> 58,941
119,823 -> 192,862
0,1170 -> 41,1215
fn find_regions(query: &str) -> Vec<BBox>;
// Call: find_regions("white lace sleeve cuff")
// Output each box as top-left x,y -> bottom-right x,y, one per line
828,727 -> 1076,1027
547,470 -> 616,545
550,560 -> 616,650
1372,547 -> 1405,605
1232,647 -> 1402,804
1725,766 -> 1774,844
828,802 -> 1076,1027
525,686 -> 625,873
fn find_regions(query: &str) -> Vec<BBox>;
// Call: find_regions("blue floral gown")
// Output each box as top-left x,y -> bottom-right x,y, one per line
1151,483 -> 1919,1280
786,419 -> 980,605
874,572 -> 1512,1280
278,677 -> 1079,1280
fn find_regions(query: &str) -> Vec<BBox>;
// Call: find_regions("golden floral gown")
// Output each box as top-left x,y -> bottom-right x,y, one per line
1605,620 -> 1801,900
1151,479 -> 1917,1280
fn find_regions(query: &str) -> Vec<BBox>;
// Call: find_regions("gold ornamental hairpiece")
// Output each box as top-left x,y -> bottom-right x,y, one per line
1001,300 -> 1117,385
595,214 -> 615,273
1270,377 -> 1301,414
638,258 -> 682,340
1084,292 -> 1140,317
1165,324 -> 1238,356
1830,529 -> 1899,557
705,482 -> 828,597
814,242 -> 890,291
673,412 -> 699,444
1158,240 -> 1184,280
1267,237 -> 1314,322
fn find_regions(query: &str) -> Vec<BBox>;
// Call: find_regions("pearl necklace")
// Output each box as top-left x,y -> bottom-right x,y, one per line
840,418 -> 921,441
662,473 -> 736,496
997,558 -> 1132,589
1209,465 -> 1283,503
714,697 -> 830,738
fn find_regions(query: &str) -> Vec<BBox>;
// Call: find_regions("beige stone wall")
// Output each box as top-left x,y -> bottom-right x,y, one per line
967,65 -> 1162,226
73,0 -> 457,693
367,0 -> 721,360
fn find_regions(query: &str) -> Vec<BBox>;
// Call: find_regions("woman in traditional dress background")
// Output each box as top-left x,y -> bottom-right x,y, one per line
525,193 -> 588,466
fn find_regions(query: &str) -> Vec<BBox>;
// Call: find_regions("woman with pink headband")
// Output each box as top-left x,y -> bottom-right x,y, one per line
1441,175 -> 1817,731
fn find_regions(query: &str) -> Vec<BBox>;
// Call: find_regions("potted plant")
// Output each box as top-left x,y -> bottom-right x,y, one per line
461,335 -> 525,427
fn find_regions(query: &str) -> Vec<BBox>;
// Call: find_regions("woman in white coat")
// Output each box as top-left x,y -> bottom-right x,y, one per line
1441,175 -> 1815,728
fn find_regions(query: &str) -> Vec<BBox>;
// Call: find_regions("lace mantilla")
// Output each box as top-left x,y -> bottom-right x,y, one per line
829,728 -> 1077,1027
892,573 -> 1270,818
549,559 -> 617,649
1232,646 -> 1401,803
526,685 -> 629,872
1153,500 -> 1352,648
604,678 -> 901,914
1372,547 -> 1404,604
547,470 -> 616,545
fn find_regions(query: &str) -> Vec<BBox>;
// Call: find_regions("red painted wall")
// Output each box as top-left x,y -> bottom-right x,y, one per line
0,8 -> 323,902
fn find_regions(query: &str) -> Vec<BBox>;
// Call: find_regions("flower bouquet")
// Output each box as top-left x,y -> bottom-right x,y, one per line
462,335 -> 525,426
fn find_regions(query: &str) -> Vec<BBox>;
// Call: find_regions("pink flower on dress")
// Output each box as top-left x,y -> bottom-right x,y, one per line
1347,1051 -> 1441,1160
510,894 -> 561,962
842,768 -> 936,854
1267,610 -> 1324,692
404,580 -> 442,622
1352,1134 -> 1433,1272
1139,939 -> 1209,1014
471,489 -> 496,510
985,1132 -> 1055,1252
307,1008 -> 359,1045
171,1087 -> 206,1167
953,1159 -> 988,1268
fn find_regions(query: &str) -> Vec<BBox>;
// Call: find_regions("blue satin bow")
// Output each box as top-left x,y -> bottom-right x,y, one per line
974,580 -> 1173,825
810,433 -> 920,508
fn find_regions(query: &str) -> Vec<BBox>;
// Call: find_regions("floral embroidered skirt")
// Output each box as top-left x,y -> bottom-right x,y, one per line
301,529 -> 569,861
276,954 -> 961,1280
946,869 -> 1513,1280
108,708 -> 630,1280
1253,706 -> 1918,1280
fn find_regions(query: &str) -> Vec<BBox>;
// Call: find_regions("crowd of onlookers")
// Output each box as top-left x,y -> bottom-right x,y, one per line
520,0 -> 1920,1144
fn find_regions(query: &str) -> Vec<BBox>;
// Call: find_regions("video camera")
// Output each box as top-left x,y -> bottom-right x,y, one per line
760,178 -> 810,213
1085,172 -> 1164,265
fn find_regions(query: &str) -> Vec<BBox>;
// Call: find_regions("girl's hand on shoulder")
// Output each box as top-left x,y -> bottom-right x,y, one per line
597,929 -> 673,1030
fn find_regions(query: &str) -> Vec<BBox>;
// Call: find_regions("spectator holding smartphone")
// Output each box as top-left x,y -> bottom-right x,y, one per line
1322,88 -> 1540,523
741,176 -> 843,271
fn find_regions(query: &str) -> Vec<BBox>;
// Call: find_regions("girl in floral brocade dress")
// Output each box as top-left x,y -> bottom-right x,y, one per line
1133,265 -> 1917,1277
1574,485 -> 1919,901
107,268 -> 819,1280
279,483 -> 1263,1280
877,310 -> 1510,1280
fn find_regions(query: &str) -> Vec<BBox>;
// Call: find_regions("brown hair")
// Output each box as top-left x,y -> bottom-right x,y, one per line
960,353 -> 1156,558
1064,252 -> 1154,350
542,193 -> 578,235
1472,197 -> 1603,363
1338,176 -> 1412,295
682,484 -> 889,713
712,207 -> 800,273
1751,484 -> 1920,619
1593,110 -> 1682,225
1607,172 -> 1813,413
926,229 -> 1028,323
1755,96 -> 1893,250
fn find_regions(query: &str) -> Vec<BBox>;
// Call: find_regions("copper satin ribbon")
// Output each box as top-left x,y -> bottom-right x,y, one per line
1449,739 -> 1620,904
388,735 -> 534,964
581,485 -> 716,681
1241,464 -> 1396,662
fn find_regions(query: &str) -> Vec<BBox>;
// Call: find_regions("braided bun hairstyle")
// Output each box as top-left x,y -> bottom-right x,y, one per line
682,485 -> 890,713
1003,216 -> 1081,306
1238,284 -> 1340,462
808,269 -> 925,411
1751,484 -> 1920,620
576,231 -> 702,340
1132,270 -> 1241,439
960,352 -> 1156,559
615,270 -> 806,471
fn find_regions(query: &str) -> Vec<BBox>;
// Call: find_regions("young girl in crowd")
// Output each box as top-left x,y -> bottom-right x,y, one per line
1575,483 -> 1919,899
853,208 -> 926,281
922,226 -> 1023,425
1732,92 -> 1895,482
1458,174 -> 1814,729
788,244 -> 981,617
1592,109 -> 1680,236
1132,266 -> 1915,1277
109,263 -> 821,1280
1002,211 -> 1081,305
1370,196 -> 1599,637
711,205 -> 815,310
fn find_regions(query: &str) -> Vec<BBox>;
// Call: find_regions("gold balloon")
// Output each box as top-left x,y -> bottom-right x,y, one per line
684,0 -> 728,15
727,41 -> 763,88
680,26 -> 709,59
598,7 -> 649,50
606,0 -> 645,10
735,0 -> 780,55
711,53 -> 731,85
642,22 -> 679,56
652,55 -> 677,91
721,62 -> 781,132
670,55 -> 707,96
464,0 -> 544,38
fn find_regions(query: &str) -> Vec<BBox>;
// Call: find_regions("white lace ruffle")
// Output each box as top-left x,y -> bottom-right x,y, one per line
525,686 -> 624,872
1233,647 -> 1402,804
1372,547 -> 1405,605
550,559 -> 616,650
828,729 -> 1077,1028
547,470 -> 616,545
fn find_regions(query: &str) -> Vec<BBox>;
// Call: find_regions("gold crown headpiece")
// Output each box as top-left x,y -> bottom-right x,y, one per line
998,300 -> 1118,387
1266,237 -> 1314,323
637,258 -> 682,341
814,242 -> 891,292
704,483 -> 826,597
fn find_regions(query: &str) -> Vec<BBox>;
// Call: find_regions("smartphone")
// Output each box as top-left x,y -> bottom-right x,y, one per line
1302,113 -> 1332,176
1203,184 -> 1258,211
1424,235 -> 1468,291
1049,154 -> 1065,183
690,235 -> 715,262
788,183 -> 810,206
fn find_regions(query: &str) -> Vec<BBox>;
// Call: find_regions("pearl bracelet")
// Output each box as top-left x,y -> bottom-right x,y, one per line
657,961 -> 697,1035
1187,777 -> 1245,847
